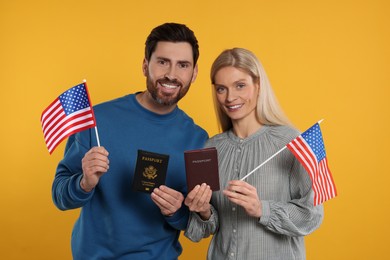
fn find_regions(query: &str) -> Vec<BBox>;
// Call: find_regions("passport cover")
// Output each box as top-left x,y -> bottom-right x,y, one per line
132,150 -> 169,193
184,147 -> 220,191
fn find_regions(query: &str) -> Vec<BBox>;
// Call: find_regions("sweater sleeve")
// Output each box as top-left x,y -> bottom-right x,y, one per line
164,203 -> 190,231
258,158 -> 324,236
184,205 -> 218,242
52,132 -> 95,210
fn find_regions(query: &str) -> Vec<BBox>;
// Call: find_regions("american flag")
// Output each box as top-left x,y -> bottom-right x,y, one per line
287,123 -> 337,205
41,83 -> 96,154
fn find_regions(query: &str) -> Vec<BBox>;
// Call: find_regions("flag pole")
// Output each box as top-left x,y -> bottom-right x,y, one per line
83,79 -> 101,147
240,146 -> 287,181
240,119 -> 324,181
95,127 -> 101,147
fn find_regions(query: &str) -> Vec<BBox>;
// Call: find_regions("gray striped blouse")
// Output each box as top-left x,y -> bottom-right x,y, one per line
185,125 -> 324,260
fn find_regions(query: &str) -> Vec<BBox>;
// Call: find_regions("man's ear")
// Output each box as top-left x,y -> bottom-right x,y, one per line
142,58 -> 148,76
191,64 -> 198,83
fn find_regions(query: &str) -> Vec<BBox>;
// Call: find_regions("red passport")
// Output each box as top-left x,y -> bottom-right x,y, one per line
184,147 -> 220,191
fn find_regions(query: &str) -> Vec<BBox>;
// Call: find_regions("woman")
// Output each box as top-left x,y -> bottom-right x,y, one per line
184,48 -> 324,260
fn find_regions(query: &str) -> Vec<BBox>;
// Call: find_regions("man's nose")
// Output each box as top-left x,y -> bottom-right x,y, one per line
164,66 -> 177,81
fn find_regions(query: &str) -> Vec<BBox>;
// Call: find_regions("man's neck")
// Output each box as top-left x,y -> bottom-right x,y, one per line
135,91 -> 177,115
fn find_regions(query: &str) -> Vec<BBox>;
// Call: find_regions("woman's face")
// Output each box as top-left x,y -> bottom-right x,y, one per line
214,66 -> 259,123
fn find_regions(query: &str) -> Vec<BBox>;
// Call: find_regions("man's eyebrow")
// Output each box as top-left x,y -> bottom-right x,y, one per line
155,56 -> 170,61
155,56 -> 192,64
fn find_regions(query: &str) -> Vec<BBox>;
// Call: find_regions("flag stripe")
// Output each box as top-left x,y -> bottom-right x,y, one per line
320,162 -> 331,200
41,98 -> 61,123
44,108 -> 93,143
47,121 -> 95,153
46,113 -> 94,147
295,138 -> 318,175
287,139 -> 320,204
320,158 -> 337,198
41,100 -> 63,131
42,110 -> 66,137
316,166 -> 326,205
326,159 -> 337,197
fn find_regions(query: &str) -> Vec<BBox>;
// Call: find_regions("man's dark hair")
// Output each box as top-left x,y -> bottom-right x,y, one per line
145,23 -> 199,65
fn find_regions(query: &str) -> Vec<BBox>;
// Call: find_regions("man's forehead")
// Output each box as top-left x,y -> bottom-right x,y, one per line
152,41 -> 194,63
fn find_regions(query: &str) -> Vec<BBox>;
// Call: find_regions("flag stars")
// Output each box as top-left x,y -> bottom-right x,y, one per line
302,124 -> 326,161
59,84 -> 91,115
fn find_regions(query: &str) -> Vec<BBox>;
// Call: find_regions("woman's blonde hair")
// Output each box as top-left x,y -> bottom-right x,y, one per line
210,48 -> 291,132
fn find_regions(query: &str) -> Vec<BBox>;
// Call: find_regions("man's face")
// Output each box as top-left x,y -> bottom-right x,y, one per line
143,41 -> 198,106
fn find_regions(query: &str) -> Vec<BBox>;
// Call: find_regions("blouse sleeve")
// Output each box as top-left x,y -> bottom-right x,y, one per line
184,205 -> 219,242
258,157 -> 324,236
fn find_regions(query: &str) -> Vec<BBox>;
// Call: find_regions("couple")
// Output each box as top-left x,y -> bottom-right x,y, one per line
52,23 -> 323,260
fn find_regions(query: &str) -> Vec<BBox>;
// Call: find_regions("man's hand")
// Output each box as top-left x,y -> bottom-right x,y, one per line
151,185 -> 184,216
80,146 -> 109,192
185,183 -> 212,220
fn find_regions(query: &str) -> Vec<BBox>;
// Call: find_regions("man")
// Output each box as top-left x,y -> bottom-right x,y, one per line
52,23 -> 208,260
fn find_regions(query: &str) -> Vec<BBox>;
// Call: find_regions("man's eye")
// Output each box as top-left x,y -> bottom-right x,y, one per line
179,63 -> 190,69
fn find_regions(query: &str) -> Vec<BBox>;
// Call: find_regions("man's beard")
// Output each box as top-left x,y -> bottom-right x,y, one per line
146,76 -> 191,106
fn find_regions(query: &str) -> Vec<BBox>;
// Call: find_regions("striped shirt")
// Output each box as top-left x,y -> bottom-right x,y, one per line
185,125 -> 324,260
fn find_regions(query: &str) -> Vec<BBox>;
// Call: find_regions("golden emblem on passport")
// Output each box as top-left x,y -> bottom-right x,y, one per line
143,165 -> 158,180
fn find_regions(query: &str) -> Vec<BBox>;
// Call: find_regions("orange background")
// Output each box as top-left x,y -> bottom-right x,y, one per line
1,0 -> 389,259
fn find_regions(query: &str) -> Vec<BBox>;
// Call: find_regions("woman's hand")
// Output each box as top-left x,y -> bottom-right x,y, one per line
223,180 -> 262,218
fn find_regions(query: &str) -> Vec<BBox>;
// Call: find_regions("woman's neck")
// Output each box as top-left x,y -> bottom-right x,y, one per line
231,118 -> 262,139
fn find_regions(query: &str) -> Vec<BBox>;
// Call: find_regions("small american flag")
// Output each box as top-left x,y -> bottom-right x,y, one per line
41,82 -> 96,154
287,122 -> 337,205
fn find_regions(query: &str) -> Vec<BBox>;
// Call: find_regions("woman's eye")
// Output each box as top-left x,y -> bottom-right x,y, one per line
216,87 -> 225,93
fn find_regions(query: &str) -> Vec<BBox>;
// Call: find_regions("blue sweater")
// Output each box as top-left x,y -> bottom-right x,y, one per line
52,93 -> 208,260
